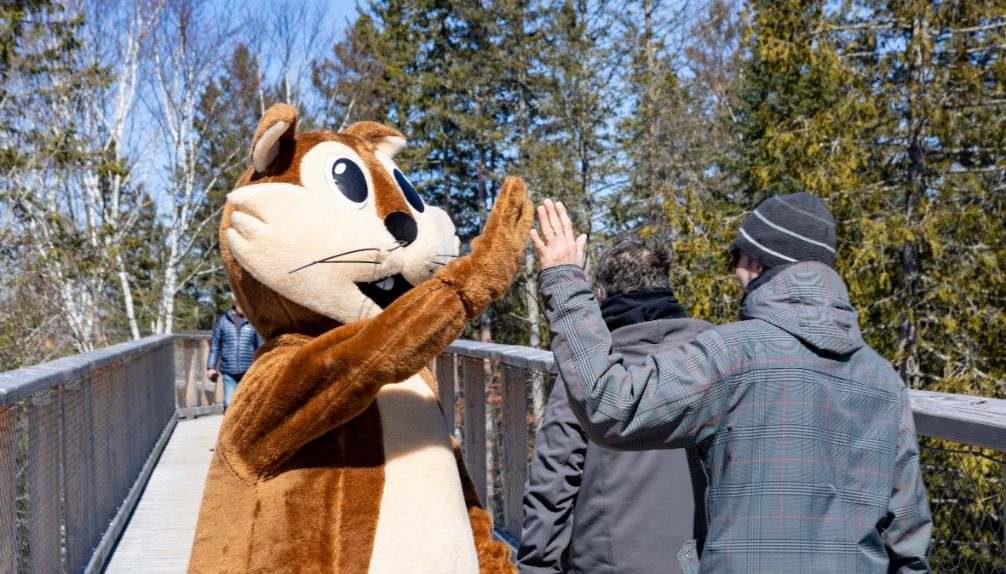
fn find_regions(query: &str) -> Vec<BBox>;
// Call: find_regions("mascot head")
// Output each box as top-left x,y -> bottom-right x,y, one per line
220,103 -> 461,340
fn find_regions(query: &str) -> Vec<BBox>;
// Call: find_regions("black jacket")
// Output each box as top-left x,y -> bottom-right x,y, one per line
518,306 -> 712,574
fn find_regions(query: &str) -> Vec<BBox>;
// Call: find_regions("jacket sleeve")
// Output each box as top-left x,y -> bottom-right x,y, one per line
207,317 -> 222,370
539,265 -> 737,451
517,377 -> 588,574
884,389 -> 933,573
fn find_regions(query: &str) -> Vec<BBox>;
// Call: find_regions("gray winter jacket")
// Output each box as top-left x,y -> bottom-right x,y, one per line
540,262 -> 932,573
518,315 -> 712,574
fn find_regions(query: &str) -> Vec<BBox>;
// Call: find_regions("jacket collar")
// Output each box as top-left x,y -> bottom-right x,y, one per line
600,289 -> 688,332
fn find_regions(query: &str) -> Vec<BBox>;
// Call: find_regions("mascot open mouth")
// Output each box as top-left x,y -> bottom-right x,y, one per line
356,273 -> 414,309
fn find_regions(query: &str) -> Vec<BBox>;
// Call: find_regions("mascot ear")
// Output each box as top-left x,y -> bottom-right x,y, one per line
344,121 -> 407,158
251,103 -> 298,173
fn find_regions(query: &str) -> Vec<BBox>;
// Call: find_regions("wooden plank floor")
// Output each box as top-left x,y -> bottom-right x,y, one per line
105,415 -> 222,573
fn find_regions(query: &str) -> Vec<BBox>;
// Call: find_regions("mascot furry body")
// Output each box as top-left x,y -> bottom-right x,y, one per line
188,103 -> 530,573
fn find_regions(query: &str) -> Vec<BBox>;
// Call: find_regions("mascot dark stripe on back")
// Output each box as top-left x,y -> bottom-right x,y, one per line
189,103 -> 530,574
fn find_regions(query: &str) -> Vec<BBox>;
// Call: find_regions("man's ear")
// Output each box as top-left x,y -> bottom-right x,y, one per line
344,121 -> 407,157
251,103 -> 298,173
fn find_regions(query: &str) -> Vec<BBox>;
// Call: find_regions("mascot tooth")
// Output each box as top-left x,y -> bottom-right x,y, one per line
189,103 -> 531,574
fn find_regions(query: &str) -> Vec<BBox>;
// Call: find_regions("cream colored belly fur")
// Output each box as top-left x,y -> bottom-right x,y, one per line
367,374 -> 479,574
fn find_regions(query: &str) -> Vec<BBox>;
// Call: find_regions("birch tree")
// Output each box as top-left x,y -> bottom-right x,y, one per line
71,0 -> 160,340
149,0 -> 237,333
0,2 -> 112,353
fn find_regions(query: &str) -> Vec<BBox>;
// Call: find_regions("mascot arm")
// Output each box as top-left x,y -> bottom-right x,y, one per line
435,177 -> 533,320
451,438 -> 518,573
220,178 -> 532,478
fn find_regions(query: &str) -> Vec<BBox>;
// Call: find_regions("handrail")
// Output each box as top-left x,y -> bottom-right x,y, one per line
447,339 -> 1006,450
446,339 -> 556,373
0,334 -> 174,407
909,390 -> 1006,452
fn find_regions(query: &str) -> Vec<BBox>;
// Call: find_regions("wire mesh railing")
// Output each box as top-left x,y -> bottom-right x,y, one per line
0,334 -> 1000,571
438,340 -> 1006,572
0,335 -> 176,573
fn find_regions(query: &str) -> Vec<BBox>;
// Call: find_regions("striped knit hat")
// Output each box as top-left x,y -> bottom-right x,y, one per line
730,192 -> 836,268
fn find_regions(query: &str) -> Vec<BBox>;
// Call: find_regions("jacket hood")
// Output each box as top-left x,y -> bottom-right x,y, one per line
740,262 -> 864,356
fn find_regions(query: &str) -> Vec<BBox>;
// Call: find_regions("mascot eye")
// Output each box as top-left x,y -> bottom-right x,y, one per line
328,157 -> 369,207
393,169 -> 425,213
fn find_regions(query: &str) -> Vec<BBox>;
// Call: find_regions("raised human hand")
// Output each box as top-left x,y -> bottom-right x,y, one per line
529,199 -> 587,270
438,177 -> 533,318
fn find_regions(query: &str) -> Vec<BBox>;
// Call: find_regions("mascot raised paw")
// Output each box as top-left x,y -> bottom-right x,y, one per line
188,103 -> 531,574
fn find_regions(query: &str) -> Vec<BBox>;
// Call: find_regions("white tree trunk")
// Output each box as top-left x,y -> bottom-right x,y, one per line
116,253 -> 141,339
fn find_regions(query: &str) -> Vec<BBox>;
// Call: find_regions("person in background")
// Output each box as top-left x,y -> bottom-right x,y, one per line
206,300 -> 263,411
529,195 -> 932,573
518,238 -> 712,574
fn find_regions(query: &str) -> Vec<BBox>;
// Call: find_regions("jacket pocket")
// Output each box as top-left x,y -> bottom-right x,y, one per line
677,539 -> 699,574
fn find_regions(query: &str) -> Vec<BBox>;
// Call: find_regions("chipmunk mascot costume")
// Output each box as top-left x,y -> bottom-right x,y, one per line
188,103 -> 531,573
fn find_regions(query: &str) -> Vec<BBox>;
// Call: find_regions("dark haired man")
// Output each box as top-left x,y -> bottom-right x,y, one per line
518,238 -> 711,574
529,195 -> 932,573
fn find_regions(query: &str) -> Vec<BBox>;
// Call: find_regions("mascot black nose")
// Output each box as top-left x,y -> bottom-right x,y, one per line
384,211 -> 418,245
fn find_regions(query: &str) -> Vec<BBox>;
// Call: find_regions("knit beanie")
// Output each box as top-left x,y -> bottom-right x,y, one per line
729,192 -> 836,268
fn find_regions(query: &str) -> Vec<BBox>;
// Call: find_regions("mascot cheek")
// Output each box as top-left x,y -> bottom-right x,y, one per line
400,206 -> 459,287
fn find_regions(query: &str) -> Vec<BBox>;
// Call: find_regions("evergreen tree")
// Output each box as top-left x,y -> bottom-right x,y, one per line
610,0 -> 687,240
173,43 -> 265,331
661,0 -> 745,325
831,2 -> 1006,566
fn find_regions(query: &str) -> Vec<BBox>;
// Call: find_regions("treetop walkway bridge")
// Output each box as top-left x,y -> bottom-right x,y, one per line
0,334 -> 1003,572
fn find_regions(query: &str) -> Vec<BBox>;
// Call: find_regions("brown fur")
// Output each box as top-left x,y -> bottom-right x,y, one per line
189,104 -> 529,573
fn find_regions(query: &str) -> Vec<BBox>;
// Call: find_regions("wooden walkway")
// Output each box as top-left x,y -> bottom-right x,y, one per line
105,415 -> 222,573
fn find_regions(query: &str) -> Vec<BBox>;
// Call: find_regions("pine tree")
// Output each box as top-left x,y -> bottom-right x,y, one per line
610,0 -> 688,241
830,2 -> 1006,566
661,0 -> 746,325
172,43 -> 266,331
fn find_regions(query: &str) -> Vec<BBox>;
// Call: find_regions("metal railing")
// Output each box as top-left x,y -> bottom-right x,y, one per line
0,336 -> 176,573
437,340 -> 1006,572
0,333 -> 1000,571
0,333 -> 222,573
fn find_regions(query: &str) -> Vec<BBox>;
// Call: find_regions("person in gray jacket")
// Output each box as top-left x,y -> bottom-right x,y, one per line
529,196 -> 931,573
518,238 -> 712,574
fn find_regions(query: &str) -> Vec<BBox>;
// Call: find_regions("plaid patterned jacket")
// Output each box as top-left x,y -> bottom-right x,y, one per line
540,262 -> 932,573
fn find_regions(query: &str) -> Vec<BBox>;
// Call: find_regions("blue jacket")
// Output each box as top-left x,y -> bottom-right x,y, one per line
541,262 -> 932,573
207,309 -> 263,375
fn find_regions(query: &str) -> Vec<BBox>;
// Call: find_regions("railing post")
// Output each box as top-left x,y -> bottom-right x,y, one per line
435,354 -> 456,438
502,365 -> 528,536
183,341 -> 198,411
462,356 -> 487,504
26,389 -> 62,573
198,339 -> 210,406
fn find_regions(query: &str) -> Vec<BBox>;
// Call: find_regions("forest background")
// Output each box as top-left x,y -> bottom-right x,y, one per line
2,0 -> 1005,564
3,0 -> 1004,396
